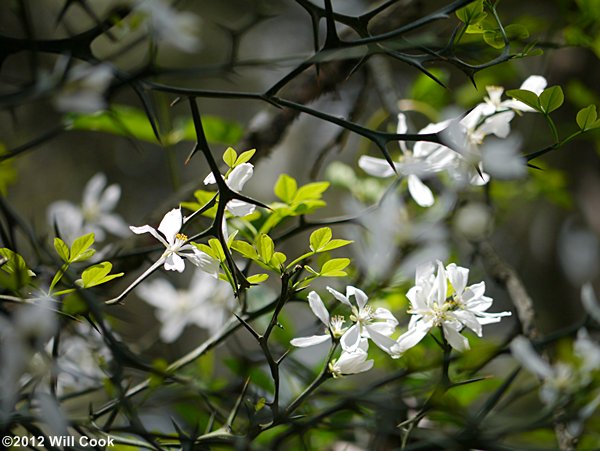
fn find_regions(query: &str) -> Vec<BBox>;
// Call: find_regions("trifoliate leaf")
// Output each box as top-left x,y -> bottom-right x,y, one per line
256,234 -> 274,263
223,147 -> 237,167
320,258 -> 350,277
54,237 -> 70,262
539,86 -> 564,113
70,233 -> 95,263
235,149 -> 256,166
310,227 -> 332,252
576,105 -> 600,130
79,262 -> 123,288
274,174 -> 298,204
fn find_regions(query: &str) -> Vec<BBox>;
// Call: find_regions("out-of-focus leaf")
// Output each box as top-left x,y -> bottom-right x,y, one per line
0,248 -> 33,290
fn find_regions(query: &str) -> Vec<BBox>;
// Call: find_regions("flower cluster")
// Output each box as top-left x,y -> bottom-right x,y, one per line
359,76 -> 547,206
291,286 -> 398,377
392,261 -> 511,354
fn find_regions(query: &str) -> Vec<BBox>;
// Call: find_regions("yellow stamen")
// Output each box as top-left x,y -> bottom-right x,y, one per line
175,233 -> 188,241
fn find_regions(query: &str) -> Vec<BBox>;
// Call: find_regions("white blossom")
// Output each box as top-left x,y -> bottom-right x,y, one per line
327,286 -> 398,355
54,64 -> 113,113
204,163 -> 256,217
393,261 -> 510,354
137,270 -> 236,342
47,173 -> 129,243
328,338 -> 374,378
130,207 -> 218,274
134,0 -> 201,53
290,291 -> 347,348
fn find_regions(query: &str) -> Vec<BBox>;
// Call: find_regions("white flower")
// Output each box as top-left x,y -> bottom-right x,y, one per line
204,163 -> 256,217
327,286 -> 398,355
328,338 -> 374,378
393,261 -> 510,354
502,75 -> 548,112
47,173 -> 129,243
581,283 -> 600,324
481,136 -> 527,180
358,113 -> 443,207
54,63 -> 113,113
137,270 -> 236,342
135,0 -> 201,53
290,291 -> 347,348
130,207 -> 218,274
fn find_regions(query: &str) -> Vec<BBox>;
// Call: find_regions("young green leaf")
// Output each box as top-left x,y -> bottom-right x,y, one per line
539,86 -> 564,113
576,105 -> 599,130
0,248 -> 33,290
294,182 -> 329,202
256,233 -> 274,263
78,262 -> 124,288
54,237 -> 70,262
70,233 -> 96,263
319,239 -> 353,252
269,252 -> 287,270
235,149 -> 256,166
231,240 -> 259,260
506,89 -> 541,112
320,258 -> 350,277
247,273 -> 269,284
456,0 -> 486,25
208,239 -> 227,261
309,227 -> 332,252
193,242 -> 219,260
223,147 -> 237,167
274,174 -> 298,204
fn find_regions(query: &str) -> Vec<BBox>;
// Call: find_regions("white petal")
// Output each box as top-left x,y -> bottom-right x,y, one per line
453,310 -> 483,337
394,324 -> 430,353
435,260 -> 447,306
226,199 -> 256,217
327,286 -> 352,307
347,286 -> 368,309
510,336 -> 553,379
478,111 -> 514,138
373,307 -> 399,326
397,112 -> 408,152
227,163 -> 254,192
407,174 -> 434,207
82,173 -> 106,208
98,184 -> 121,212
358,155 -> 396,178
203,172 -> 217,185
187,249 -> 220,277
164,253 -> 185,272
520,75 -> 547,95
160,316 -> 188,343
158,208 -> 183,243
136,278 -> 178,309
446,263 -> 469,296
334,349 -> 373,375
129,224 -> 169,247
581,283 -> 600,324
340,323 -> 361,351
442,322 -> 470,351
365,325 -> 398,354
97,214 -> 130,237
308,291 -> 330,326
290,334 -> 330,347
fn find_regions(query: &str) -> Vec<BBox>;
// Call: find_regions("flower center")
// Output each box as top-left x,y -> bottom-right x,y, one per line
350,305 -> 373,325
175,233 -> 188,242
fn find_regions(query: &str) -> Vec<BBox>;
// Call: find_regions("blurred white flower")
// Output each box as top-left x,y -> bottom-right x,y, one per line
328,338 -> 374,378
359,113 -> 443,207
511,329 -> 600,407
327,286 -> 398,355
135,0 -> 201,53
558,221 -> 600,286
393,261 -> 510,354
47,173 -> 129,243
481,136 -> 527,180
204,163 -> 256,217
453,202 -> 493,241
290,291 -> 347,348
137,270 -> 236,342
130,207 -> 218,274
54,63 -> 113,113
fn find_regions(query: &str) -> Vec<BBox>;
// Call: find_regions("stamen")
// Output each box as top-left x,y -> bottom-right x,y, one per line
175,233 -> 188,241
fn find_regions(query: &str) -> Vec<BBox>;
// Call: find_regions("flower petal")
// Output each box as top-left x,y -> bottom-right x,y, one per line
446,263 -> 469,296
358,155 -> 396,178
327,286 -> 352,308
442,322 -> 470,351
290,334 -> 330,347
510,336 -> 553,378
394,323 -> 429,353
158,208 -> 183,244
227,163 -> 254,192
98,184 -> 121,212
129,224 -> 169,247
347,286 -> 368,310
82,173 -> 106,209
226,199 -> 256,217
407,174 -> 434,207
340,323 -> 361,351
164,253 -> 185,272
308,291 -> 330,326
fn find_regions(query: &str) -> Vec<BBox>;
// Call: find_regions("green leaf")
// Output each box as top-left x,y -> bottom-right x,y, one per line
255,397 -> 266,412
231,240 -> 259,260
576,105 -> 599,130
309,227 -> 332,252
256,234 -> 274,263
62,294 -> 88,315
0,144 -> 17,196
235,149 -> 256,166
294,182 -> 329,202
247,273 -> 269,284
274,174 -> 298,204
539,86 -> 564,113
223,147 -> 237,167
506,89 -> 541,112
269,252 -> 287,270
193,242 -> 218,260
0,248 -> 33,290
456,0 -> 486,25
320,258 -> 350,277
78,262 -> 124,288
70,233 -> 95,263
54,237 -> 70,262
319,239 -> 353,252
208,239 -> 227,261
